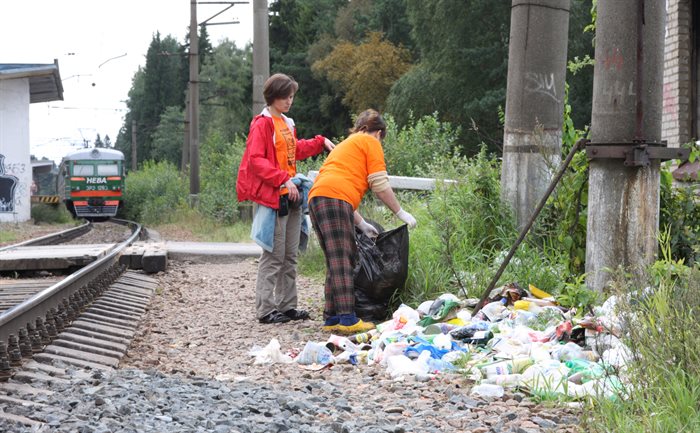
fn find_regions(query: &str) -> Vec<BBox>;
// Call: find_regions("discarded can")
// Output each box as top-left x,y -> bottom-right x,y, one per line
348,330 -> 376,344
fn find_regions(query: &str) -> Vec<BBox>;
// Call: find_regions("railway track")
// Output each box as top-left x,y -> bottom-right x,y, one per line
0,219 -> 158,428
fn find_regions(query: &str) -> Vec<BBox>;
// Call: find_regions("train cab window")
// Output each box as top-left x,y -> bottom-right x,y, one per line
97,164 -> 119,176
72,164 -> 94,176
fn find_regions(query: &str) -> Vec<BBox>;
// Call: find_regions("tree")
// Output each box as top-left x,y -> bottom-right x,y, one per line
199,40 -> 252,142
269,0 -> 350,139
387,0 -> 511,155
151,106 -> 185,167
334,0 -> 413,51
313,32 -> 411,112
566,0 -> 595,129
104,135 -> 112,148
94,134 -> 105,148
116,32 -> 189,165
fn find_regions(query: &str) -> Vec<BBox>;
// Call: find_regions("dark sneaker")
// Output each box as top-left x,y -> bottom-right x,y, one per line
322,316 -> 340,332
259,310 -> 291,324
283,309 -> 310,321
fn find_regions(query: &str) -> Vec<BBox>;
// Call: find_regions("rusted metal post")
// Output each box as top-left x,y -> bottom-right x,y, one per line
501,0 -> 571,230
585,0 -> 666,291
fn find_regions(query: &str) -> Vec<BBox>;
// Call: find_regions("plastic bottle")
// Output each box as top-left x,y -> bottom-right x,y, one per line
480,357 -> 533,378
462,330 -> 493,346
426,357 -> 456,373
513,300 -> 543,314
423,323 -> 458,335
482,373 -> 523,387
349,330 -> 376,344
449,321 -> 490,340
296,342 -> 334,365
553,342 -> 585,361
470,383 -> 505,398
325,335 -> 358,353
481,299 -> 508,321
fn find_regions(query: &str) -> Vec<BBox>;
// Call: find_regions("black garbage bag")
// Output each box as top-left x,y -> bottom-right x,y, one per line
353,224 -> 409,321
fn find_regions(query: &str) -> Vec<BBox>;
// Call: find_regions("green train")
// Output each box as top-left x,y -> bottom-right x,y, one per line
56,148 -> 125,218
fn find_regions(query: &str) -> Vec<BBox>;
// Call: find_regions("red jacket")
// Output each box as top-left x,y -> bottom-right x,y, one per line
236,109 -> 326,209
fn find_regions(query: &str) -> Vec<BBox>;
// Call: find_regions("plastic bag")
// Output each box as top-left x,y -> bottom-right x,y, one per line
354,224 -> 409,321
248,338 -> 294,365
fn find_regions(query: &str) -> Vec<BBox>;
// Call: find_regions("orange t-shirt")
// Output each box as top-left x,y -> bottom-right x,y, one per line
309,133 -> 387,209
273,116 -> 297,178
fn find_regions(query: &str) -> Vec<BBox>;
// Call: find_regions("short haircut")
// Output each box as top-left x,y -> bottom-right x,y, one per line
350,109 -> 387,139
263,73 -> 299,105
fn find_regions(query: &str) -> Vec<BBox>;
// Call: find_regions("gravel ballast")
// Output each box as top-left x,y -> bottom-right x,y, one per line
2,252 -> 583,432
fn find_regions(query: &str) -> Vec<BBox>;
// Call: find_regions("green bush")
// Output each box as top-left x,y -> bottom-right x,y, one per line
121,160 -> 188,224
382,113 -> 461,177
198,132 -> 245,223
660,144 -> 700,266
30,203 -> 73,224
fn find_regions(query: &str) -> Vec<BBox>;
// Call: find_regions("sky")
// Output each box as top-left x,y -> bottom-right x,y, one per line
0,0 -> 254,164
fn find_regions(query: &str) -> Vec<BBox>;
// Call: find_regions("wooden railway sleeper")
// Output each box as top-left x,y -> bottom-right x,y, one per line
0,261 -> 132,382
0,342 -> 10,380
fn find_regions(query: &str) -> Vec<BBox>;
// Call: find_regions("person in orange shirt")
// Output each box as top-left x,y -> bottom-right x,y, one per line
237,73 -> 335,324
308,109 -> 417,335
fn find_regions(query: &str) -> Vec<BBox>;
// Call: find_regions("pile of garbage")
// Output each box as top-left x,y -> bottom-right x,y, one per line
250,283 -> 631,401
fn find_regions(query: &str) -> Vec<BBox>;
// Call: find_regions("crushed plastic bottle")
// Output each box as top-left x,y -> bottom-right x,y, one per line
449,321 -> 490,340
296,342 -> 334,365
482,373 -> 523,387
326,335 -> 359,353
480,357 -> 533,378
470,383 -> 505,398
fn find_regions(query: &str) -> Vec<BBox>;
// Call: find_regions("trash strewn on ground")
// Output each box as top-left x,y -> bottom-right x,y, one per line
250,283 -> 628,401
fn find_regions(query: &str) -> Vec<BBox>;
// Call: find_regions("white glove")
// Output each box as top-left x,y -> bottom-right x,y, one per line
395,208 -> 417,228
356,219 -> 379,239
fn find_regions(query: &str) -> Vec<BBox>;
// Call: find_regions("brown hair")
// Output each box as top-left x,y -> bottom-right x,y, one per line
263,73 -> 299,105
350,109 -> 387,139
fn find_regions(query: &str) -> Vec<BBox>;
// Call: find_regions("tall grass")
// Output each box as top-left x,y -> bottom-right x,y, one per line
30,203 -> 74,224
582,240 -> 700,432
121,160 -> 189,225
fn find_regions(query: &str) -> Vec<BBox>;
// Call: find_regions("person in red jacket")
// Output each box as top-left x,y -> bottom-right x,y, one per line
237,73 -> 335,324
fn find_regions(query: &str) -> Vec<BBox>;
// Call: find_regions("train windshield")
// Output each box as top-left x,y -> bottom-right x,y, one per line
72,164 -> 93,176
97,164 -> 119,176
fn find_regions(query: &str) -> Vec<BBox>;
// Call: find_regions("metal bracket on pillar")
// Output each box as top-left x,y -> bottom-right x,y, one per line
585,139 -> 690,167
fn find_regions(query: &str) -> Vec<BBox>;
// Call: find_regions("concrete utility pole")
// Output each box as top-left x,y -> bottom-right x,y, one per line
189,0 -> 200,203
182,90 -> 190,172
252,0 -> 269,114
585,1 -> 666,291
501,0 -> 571,230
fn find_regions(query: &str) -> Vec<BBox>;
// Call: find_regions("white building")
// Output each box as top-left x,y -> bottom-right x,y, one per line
0,61 -> 63,222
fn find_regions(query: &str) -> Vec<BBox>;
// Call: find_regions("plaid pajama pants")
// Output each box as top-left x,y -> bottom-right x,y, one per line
308,196 -> 356,319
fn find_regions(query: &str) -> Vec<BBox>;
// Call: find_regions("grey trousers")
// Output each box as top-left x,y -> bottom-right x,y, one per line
255,205 -> 302,319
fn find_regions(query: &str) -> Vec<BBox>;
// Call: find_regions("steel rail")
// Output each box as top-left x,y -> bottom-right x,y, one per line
0,220 -> 142,344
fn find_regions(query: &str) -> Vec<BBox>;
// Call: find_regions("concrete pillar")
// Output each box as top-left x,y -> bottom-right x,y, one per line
586,1 -> 666,291
189,0 -> 200,199
252,0 -> 269,114
501,0 -> 571,230
0,78 -> 31,222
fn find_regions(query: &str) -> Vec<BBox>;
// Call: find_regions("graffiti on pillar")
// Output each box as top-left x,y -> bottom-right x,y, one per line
525,72 -> 560,103
0,154 -> 19,212
602,80 -> 636,105
602,47 -> 624,71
